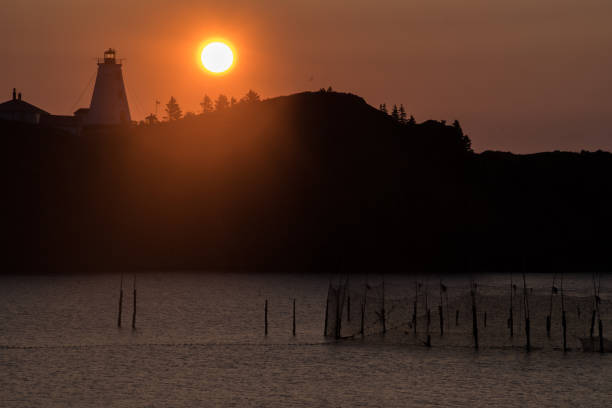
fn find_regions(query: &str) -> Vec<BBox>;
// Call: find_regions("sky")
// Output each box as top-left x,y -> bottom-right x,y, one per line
1,0 -> 611,153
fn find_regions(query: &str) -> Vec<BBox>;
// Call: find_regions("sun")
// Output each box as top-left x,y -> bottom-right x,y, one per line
201,42 -> 234,74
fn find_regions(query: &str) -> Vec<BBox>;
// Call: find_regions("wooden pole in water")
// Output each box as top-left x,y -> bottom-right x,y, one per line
381,278 -> 386,335
117,273 -> 123,328
425,281 -> 430,335
591,272 -> 598,344
439,279 -> 445,336
361,275 -> 369,337
445,288 -> 450,334
324,286 -> 329,336
509,272 -> 514,338
546,273 -> 556,338
595,272 -> 603,353
425,278 -> 431,347
562,310 -> 567,352
347,295 -> 351,323
413,281 -> 418,334
525,315 -> 531,352
360,302 -> 365,337
265,299 -> 268,336
522,270 -> 531,352
599,319 -> 604,353
413,303 -> 418,334
599,273 -> 604,353
324,281 -> 334,337
561,272 -> 567,352
471,281 -> 478,350
335,287 -> 342,339
132,274 -> 137,329
361,273 -> 368,337
292,298 -> 296,336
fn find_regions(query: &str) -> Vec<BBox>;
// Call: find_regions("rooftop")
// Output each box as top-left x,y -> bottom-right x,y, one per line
0,89 -> 49,115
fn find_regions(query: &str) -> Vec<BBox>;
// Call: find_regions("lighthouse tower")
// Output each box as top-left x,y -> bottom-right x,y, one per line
85,48 -> 131,125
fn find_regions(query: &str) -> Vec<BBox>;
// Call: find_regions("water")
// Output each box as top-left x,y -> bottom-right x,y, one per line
1,272 -> 610,407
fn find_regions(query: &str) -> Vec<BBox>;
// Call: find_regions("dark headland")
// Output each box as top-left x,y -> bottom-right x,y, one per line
3,91 -> 611,273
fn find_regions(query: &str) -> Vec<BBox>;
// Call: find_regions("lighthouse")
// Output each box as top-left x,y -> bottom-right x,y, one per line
85,48 -> 131,125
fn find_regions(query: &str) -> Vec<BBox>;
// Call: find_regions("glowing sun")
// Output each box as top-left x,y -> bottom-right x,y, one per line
201,42 -> 234,73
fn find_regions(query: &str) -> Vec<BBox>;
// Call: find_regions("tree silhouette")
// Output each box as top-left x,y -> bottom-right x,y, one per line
230,97 -> 237,107
379,103 -> 388,114
215,94 -> 230,111
144,113 -> 159,125
184,111 -> 196,119
399,105 -> 407,124
164,96 -> 182,121
408,115 -> 416,125
453,120 -> 473,152
391,104 -> 399,121
452,119 -> 462,133
241,89 -> 261,104
200,95 -> 213,114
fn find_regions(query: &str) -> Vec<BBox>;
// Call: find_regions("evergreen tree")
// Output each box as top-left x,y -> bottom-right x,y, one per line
379,103 -> 388,114
391,104 -> 400,121
215,94 -> 230,111
164,96 -> 182,121
462,134 -> 473,152
241,89 -> 261,104
200,94 -> 213,114
453,120 -> 473,152
408,115 -> 416,125
452,119 -> 463,134
230,97 -> 237,107
399,104 -> 407,124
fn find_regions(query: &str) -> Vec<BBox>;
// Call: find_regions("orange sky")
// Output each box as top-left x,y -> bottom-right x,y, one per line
2,0 -> 611,152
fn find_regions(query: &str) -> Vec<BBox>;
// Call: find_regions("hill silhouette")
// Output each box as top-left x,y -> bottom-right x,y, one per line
2,91 -> 611,273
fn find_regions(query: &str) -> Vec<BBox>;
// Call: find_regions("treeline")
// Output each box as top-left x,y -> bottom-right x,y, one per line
379,103 -> 413,125
144,89 -> 262,124
377,101 -> 473,153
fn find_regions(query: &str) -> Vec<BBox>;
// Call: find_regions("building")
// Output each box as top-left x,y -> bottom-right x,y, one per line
2,48 -> 132,132
0,89 -> 89,135
40,110 -> 87,135
0,88 -> 49,124
85,48 -> 131,126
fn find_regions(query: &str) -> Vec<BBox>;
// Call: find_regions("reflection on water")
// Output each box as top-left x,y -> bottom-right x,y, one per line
1,272 -> 610,407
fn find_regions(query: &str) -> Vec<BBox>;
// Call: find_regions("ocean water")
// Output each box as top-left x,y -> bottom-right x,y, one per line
1,272 -> 610,407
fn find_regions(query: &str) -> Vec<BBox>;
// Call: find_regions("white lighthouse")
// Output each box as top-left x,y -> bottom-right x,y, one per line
85,48 -> 131,125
